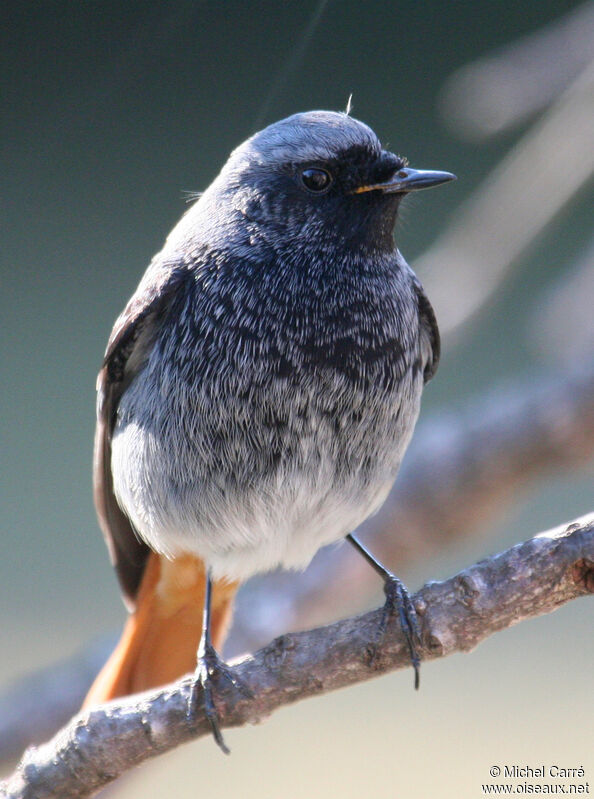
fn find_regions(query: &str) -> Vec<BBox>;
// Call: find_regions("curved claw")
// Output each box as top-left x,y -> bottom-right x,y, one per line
187,641 -> 251,754
381,575 -> 422,690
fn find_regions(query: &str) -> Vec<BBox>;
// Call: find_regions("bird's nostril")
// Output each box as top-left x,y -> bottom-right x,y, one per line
372,152 -> 406,184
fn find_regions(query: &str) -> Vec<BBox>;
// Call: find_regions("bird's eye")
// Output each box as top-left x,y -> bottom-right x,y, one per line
300,167 -> 333,194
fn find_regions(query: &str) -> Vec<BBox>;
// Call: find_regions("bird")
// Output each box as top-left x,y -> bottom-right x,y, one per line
83,109 -> 455,751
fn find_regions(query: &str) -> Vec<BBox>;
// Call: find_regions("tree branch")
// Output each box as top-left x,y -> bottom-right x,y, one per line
3,515 -> 592,799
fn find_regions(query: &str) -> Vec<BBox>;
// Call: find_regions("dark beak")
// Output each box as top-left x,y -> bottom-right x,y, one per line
353,167 -> 456,194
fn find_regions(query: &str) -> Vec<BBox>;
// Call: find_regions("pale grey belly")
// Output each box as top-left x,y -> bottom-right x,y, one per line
110,372 -> 423,581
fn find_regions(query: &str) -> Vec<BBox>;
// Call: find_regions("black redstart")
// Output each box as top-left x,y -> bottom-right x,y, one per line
85,110 -> 455,752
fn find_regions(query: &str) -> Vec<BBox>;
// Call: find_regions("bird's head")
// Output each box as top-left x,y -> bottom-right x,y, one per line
207,110 -> 455,255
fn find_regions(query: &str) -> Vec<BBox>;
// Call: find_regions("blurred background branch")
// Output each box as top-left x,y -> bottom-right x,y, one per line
420,56 -> 594,335
439,1 -> 594,139
529,234 -> 594,362
232,360 -> 594,645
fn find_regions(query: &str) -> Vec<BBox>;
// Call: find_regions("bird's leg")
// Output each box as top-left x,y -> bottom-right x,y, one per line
187,569 -> 247,754
346,533 -> 421,689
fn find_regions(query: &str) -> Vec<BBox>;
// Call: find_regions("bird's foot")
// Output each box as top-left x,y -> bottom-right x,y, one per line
187,641 -> 251,754
378,574 -> 422,689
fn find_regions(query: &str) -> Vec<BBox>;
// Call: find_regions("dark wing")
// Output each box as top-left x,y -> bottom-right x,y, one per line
412,277 -> 440,383
94,262 -> 188,610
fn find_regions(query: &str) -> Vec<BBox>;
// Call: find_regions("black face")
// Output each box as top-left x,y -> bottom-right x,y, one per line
296,147 -> 404,195
252,145 -> 410,254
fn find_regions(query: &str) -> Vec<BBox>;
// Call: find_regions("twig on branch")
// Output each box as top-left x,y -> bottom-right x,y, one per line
3,515 -> 592,799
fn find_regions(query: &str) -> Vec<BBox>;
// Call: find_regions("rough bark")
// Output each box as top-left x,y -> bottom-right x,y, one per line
2,515 -> 592,799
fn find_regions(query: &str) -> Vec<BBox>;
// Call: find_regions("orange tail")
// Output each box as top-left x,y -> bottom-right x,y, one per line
83,552 -> 238,707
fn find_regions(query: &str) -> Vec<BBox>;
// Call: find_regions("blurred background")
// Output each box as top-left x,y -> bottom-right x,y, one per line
1,1 -> 592,796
